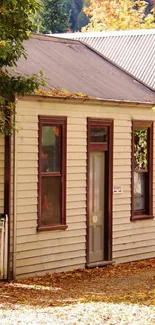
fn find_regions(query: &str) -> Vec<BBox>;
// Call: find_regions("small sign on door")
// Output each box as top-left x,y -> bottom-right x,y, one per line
113,186 -> 122,194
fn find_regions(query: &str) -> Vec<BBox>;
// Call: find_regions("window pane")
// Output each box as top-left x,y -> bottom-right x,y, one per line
134,172 -> 145,211
90,128 -> 107,143
42,126 -> 60,172
134,129 -> 147,170
41,177 -> 61,225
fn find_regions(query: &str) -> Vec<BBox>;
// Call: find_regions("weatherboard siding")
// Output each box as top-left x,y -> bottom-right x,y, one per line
15,99 -> 87,277
14,98 -> 155,278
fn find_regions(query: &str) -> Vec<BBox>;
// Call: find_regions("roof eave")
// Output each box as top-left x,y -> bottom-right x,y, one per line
17,94 -> 155,107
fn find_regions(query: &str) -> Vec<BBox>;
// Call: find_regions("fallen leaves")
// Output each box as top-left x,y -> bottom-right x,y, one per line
1,259 -> 155,324
0,258 -> 155,309
35,88 -> 93,99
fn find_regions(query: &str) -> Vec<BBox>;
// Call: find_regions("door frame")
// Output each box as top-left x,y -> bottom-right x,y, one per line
86,118 -> 113,265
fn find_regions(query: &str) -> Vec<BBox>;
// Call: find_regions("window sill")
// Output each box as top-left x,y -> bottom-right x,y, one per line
131,215 -> 154,221
37,224 -> 68,232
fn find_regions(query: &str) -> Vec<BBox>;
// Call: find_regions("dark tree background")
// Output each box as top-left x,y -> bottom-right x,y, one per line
64,0 -> 89,32
38,0 -> 69,33
36,0 -> 89,33
144,0 -> 155,15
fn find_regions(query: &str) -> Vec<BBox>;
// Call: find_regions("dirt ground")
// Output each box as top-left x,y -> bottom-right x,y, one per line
0,258 -> 155,324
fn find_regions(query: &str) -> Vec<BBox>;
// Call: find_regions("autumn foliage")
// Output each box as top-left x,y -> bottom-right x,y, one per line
83,0 -> 155,31
35,88 -> 92,99
1,258 -> 155,308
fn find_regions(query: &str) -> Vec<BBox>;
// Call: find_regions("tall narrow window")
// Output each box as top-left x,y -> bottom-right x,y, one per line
38,116 -> 67,231
131,121 -> 153,221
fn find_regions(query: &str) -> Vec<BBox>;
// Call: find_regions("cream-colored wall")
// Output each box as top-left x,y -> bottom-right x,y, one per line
14,97 -> 155,278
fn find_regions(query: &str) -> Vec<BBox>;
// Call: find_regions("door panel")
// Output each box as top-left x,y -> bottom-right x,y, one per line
89,151 -> 105,263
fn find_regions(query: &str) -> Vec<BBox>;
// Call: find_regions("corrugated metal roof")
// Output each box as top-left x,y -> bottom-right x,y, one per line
54,29 -> 155,90
13,34 -> 155,104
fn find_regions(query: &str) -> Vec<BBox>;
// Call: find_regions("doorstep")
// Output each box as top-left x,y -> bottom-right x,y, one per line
86,260 -> 114,268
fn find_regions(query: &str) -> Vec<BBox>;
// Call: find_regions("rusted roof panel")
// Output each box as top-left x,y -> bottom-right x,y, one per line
13,35 -> 155,104
55,29 -> 155,90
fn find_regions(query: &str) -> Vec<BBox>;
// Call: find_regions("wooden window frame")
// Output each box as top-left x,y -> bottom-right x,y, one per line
131,120 -> 153,221
38,116 -> 67,231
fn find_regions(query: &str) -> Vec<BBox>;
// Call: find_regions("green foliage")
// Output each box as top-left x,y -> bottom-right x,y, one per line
0,70 -> 45,98
0,0 -> 44,135
0,0 -> 40,66
64,0 -> 89,31
65,0 -> 83,31
0,100 -> 16,135
37,0 -> 89,33
39,0 -> 70,33
134,129 -> 148,170
76,11 -> 90,31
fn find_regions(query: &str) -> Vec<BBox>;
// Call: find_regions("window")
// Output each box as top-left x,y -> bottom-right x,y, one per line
131,121 -> 153,221
38,116 -> 67,231
90,127 -> 108,143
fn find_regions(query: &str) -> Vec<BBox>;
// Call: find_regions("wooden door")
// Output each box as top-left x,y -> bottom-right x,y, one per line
89,151 -> 105,263
87,118 -> 113,266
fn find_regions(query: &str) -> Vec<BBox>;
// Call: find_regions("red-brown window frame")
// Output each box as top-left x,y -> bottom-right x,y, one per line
38,116 -> 67,231
131,120 -> 153,221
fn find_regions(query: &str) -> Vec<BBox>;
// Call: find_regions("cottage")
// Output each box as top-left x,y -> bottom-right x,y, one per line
0,35 -> 155,280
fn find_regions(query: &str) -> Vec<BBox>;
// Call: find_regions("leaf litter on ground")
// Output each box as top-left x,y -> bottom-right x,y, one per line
0,258 -> 155,324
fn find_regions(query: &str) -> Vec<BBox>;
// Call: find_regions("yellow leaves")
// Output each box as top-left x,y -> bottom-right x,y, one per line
0,7 -> 6,14
35,88 -> 93,99
0,40 -> 6,48
82,0 -> 155,31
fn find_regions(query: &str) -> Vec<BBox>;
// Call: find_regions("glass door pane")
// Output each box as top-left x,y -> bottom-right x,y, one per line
134,172 -> 145,211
